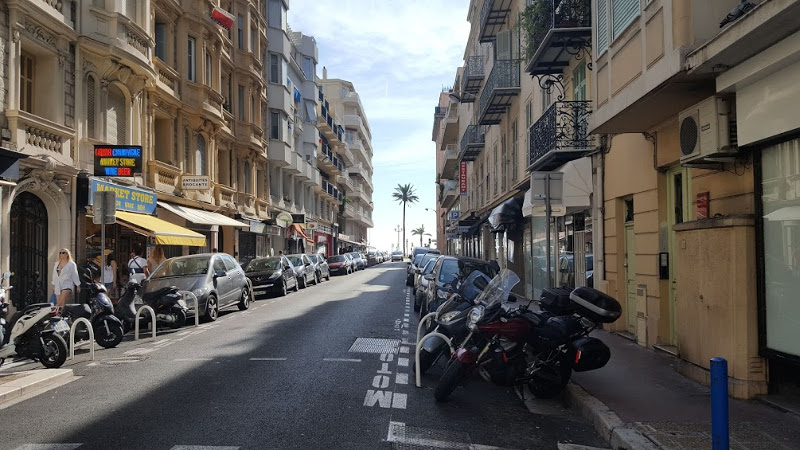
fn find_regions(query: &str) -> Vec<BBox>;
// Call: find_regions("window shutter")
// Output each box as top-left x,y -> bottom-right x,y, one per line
612,0 -> 640,40
106,85 -> 126,145
596,0 -> 609,54
87,76 -> 96,138
496,30 -> 512,61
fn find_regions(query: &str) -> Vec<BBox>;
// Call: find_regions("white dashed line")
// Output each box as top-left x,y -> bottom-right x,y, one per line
173,358 -> 213,361
249,357 -> 287,361
323,358 -> 362,362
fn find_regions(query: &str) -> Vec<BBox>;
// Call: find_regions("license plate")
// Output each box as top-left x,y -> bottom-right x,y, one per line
53,320 -> 70,333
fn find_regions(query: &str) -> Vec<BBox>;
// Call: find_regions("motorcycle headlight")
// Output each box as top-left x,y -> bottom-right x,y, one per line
467,306 -> 484,331
439,311 -> 460,323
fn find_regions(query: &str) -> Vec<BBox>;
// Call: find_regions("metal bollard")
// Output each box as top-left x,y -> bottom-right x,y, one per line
415,331 -> 454,388
180,291 -> 200,327
134,305 -> 156,341
68,317 -> 95,360
710,357 -> 729,450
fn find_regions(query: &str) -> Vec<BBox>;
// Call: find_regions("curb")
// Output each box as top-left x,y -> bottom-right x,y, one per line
565,382 -> 661,450
0,369 -> 75,406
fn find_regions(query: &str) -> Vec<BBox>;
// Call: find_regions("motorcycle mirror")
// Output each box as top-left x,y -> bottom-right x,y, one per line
2,271 -> 10,281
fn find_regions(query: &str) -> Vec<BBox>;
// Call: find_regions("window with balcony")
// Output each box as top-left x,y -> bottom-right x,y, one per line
187,37 -> 196,82
270,110 -> 280,139
155,23 -> 167,61
238,84 -> 245,120
238,15 -> 244,49
218,148 -> 230,185
196,134 -> 206,175
20,53 -> 34,113
106,84 -> 127,145
269,53 -> 280,83
573,62 -> 586,101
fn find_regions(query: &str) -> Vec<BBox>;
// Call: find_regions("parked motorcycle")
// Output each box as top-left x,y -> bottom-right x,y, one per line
0,272 -> 11,347
117,280 -> 187,330
433,269 -> 621,402
0,301 -> 69,369
60,282 -> 124,349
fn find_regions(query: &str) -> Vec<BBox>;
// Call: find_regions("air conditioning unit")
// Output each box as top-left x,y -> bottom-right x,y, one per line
679,97 -> 738,165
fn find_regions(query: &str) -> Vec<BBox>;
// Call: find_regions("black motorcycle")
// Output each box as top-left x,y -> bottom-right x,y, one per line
117,280 -> 187,330
60,282 -> 124,349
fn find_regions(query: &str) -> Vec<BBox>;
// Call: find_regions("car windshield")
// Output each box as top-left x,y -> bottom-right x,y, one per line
419,254 -> 437,268
437,259 -> 497,285
412,254 -> 424,266
151,256 -> 210,278
328,256 -> 345,263
423,258 -> 438,275
245,257 -> 282,272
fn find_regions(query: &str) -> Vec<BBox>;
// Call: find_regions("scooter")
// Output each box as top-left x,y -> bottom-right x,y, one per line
0,294 -> 69,369
60,281 -> 124,349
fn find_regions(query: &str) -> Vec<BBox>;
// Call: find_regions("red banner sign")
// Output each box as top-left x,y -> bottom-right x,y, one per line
459,162 -> 468,195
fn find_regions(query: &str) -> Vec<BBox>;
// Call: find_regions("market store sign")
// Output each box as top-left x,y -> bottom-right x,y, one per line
94,145 -> 142,177
90,178 -> 157,214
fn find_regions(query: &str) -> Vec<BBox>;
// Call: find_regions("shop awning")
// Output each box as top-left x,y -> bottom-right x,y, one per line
158,202 -> 249,227
290,223 -> 314,246
115,211 -> 207,246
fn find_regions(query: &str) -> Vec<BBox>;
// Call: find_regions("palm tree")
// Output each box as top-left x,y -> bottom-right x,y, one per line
392,183 -> 418,256
411,225 -> 426,247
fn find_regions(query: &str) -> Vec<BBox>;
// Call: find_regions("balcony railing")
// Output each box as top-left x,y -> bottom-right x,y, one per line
524,0 -> 592,76
461,56 -> 484,101
459,125 -> 486,162
528,100 -> 596,171
440,144 -> 459,179
480,0 -> 514,43
478,60 -> 520,125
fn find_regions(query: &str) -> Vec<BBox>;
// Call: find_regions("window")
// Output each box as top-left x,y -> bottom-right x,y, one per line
187,37 -> 196,82
511,120 -> 518,182
573,62 -> 587,101
184,127 -> 191,172
196,134 -> 206,175
502,133 -> 508,190
238,85 -> 245,120
87,75 -> 96,138
237,15 -> 244,49
205,51 -> 212,87
270,110 -> 280,139
493,144 -> 499,196
597,0 -> 609,54
268,0 -> 285,29
269,53 -> 279,83
155,23 -> 167,61
596,0 -> 641,54
106,84 -> 127,144
250,95 -> 255,122
250,26 -> 256,52
303,57 -> 313,79
244,161 -> 251,194
20,53 -> 34,113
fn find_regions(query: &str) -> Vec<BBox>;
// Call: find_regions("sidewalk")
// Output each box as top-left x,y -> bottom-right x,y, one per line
565,330 -> 800,449
0,367 -> 75,408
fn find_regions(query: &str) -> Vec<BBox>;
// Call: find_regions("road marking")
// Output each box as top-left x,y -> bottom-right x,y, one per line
11,445 -> 83,450
174,358 -> 213,361
386,421 -> 512,450
397,357 -> 409,367
249,357 -> 287,361
396,373 -> 409,385
399,346 -> 409,354
322,358 -> 361,362
170,446 -> 240,450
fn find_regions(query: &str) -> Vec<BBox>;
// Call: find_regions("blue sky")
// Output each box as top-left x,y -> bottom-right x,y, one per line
288,1 -> 470,253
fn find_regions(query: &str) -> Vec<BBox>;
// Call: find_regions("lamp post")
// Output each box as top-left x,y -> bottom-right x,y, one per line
394,225 -> 401,251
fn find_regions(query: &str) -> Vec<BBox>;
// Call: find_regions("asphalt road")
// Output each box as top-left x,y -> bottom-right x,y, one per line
0,262 -> 605,450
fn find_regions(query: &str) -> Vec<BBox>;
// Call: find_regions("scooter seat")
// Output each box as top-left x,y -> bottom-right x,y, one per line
142,286 -> 179,302
63,303 -> 91,319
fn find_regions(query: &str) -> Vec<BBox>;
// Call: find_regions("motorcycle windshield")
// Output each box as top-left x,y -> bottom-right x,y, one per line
472,269 -> 519,309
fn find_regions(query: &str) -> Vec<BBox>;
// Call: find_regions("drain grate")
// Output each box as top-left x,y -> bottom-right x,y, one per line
348,338 -> 400,354
100,355 -> 148,365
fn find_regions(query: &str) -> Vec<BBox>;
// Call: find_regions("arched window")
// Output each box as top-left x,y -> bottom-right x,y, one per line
184,127 -> 191,173
195,134 -> 206,175
87,75 -> 96,138
106,84 -> 127,144
244,161 -> 251,194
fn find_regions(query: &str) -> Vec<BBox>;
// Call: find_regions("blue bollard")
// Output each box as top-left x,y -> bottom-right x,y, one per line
711,357 -> 730,450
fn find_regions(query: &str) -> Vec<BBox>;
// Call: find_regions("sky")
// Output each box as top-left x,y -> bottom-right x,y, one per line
287,1 -> 470,253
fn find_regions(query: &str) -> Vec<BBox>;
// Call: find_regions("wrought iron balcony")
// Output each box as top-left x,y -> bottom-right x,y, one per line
459,125 -> 486,162
524,0 -> 592,76
479,0 -> 514,43
460,56 -> 484,102
528,100 -> 596,171
478,60 -> 520,125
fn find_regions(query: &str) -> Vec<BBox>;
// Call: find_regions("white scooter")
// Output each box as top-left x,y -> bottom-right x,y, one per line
0,272 -> 69,369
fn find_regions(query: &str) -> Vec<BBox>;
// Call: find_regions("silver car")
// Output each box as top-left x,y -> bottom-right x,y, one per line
144,253 -> 251,322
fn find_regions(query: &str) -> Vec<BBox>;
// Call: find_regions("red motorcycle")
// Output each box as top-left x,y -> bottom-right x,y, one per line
433,269 -> 621,402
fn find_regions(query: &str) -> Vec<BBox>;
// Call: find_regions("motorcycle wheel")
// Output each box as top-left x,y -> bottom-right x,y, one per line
39,333 -> 68,368
169,309 -> 187,329
95,320 -> 124,348
434,359 -> 468,402
412,348 -> 438,376
527,358 -> 572,399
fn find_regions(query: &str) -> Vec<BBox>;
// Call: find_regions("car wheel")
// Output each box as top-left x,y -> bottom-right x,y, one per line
299,275 -> 306,289
279,280 -> 287,297
313,273 -> 320,285
237,288 -> 250,311
326,271 -> 331,281
203,295 -> 218,322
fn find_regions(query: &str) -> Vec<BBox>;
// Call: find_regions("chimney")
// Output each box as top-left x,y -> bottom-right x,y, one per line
322,66 -> 327,80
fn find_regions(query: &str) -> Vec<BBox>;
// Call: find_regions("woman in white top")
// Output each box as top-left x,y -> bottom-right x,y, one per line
104,253 -> 117,296
52,248 -> 81,306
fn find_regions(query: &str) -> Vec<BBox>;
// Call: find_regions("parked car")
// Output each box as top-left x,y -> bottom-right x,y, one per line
414,256 -> 440,312
366,251 -> 379,266
348,252 -> 366,270
412,253 -> 441,295
406,248 -> 440,285
308,253 -> 331,283
421,256 -> 499,317
327,254 -> 352,275
391,250 -> 404,262
288,254 -> 316,288
243,255 -> 298,298
145,253 -> 251,322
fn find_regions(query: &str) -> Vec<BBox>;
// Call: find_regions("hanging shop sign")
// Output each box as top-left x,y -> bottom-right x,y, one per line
292,214 -> 306,223
94,145 -> 142,177
89,178 -> 157,214
275,212 -> 293,228
460,162 -> 468,195
449,210 -> 460,221
181,175 -> 210,190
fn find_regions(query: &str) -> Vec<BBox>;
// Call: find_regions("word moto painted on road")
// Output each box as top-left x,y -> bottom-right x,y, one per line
94,145 -> 143,177
364,352 -> 407,409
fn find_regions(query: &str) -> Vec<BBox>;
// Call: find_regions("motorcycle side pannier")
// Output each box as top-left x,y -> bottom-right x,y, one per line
569,287 -> 622,323
571,337 -> 611,372
540,287 -> 575,315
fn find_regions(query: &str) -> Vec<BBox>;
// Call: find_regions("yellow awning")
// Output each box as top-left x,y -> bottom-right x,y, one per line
115,211 -> 207,246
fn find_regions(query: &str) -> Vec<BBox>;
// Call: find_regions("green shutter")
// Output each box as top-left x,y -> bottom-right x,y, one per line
596,0 -> 609,54
612,0 -> 640,40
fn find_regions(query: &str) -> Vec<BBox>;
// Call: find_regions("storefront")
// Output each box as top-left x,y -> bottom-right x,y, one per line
239,219 -> 283,265
287,223 -> 314,254
313,224 -> 334,256
157,202 -> 249,256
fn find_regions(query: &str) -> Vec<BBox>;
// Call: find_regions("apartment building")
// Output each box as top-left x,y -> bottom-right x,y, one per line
319,76 -> 374,251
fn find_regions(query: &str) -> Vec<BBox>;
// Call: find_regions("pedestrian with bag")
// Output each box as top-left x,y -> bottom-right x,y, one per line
128,247 -> 149,284
51,248 -> 81,306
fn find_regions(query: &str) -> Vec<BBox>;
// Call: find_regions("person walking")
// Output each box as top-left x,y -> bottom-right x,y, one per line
104,252 -> 117,296
128,247 -> 149,284
52,248 -> 81,306
147,245 -> 166,274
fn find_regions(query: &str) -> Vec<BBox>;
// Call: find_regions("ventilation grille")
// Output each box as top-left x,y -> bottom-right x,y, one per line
679,116 -> 698,156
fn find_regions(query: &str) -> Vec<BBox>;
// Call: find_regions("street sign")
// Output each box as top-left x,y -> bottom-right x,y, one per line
93,191 -> 117,225
275,212 -> 293,228
449,210 -> 460,221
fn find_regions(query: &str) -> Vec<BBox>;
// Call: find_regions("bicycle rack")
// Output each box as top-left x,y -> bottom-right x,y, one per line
134,305 -> 156,341
68,317 -> 95,361
414,312 -> 455,388
179,291 -> 200,327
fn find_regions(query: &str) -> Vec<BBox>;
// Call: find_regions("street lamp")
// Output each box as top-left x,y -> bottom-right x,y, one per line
394,225 -> 401,251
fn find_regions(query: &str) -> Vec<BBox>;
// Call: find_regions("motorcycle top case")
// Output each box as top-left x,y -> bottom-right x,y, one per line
569,287 -> 622,324
571,337 -> 611,372
540,287 -> 575,315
